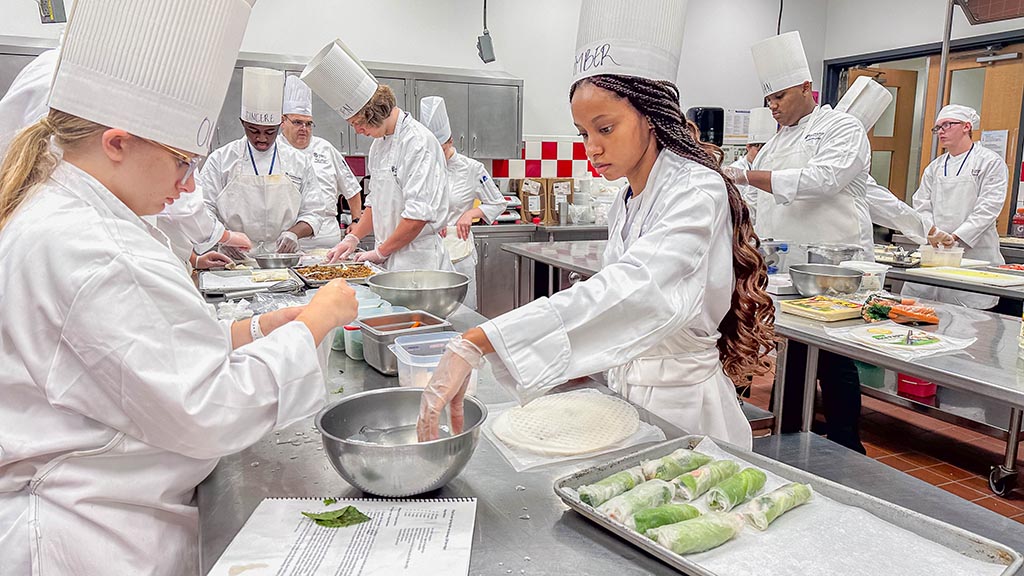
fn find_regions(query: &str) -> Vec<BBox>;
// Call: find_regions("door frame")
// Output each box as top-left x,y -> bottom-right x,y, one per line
822,29 -> 1024,219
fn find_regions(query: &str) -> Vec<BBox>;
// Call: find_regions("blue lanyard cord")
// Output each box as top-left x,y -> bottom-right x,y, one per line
247,142 -> 277,176
944,143 -> 973,177
624,187 -> 633,205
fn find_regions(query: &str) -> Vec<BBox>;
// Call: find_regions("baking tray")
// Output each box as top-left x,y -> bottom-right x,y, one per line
553,436 -> 1021,576
198,268 -> 304,296
290,261 -> 384,287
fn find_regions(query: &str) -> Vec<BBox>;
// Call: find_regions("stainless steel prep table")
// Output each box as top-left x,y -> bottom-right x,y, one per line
886,267 -> 1024,301
199,305 -> 1024,574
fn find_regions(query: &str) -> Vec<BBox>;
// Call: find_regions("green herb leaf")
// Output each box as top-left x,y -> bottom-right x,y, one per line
331,386 -> 345,394
322,497 -> 337,506
302,505 -> 370,528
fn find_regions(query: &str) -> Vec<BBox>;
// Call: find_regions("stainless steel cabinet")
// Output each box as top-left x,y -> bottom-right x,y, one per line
475,230 -> 534,318
0,53 -> 36,97
345,76 -> 408,155
212,67 -> 245,149
469,83 -> 520,158
413,80 -> 469,150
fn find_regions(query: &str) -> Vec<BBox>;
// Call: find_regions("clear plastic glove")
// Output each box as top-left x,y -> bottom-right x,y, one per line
276,230 -> 299,253
417,335 -> 484,441
327,233 -> 360,263
354,247 -> 388,264
456,213 -> 474,240
927,227 -> 955,248
222,230 -> 252,252
195,251 -> 232,269
721,166 -> 749,186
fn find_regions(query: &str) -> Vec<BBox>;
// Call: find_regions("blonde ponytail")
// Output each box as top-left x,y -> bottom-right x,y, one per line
0,110 -> 106,230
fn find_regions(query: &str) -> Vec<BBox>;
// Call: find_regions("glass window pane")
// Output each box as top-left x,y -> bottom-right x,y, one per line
948,68 -> 985,115
871,150 -> 893,189
872,87 -> 899,137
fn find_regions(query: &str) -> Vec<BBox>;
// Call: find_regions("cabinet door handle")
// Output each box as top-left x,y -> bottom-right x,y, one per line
460,135 -> 465,150
472,135 -> 477,154
483,241 -> 488,258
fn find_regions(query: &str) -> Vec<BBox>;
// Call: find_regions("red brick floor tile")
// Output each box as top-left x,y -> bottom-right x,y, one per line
973,496 -> 1024,517
899,452 -> 943,468
961,475 -> 995,493
925,463 -> 976,483
1011,513 -> 1024,524
907,467 -> 954,485
863,442 -> 892,458
877,455 -> 920,472
938,481 -> 990,501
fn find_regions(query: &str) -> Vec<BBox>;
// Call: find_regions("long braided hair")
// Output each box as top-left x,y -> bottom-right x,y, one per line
570,75 -> 776,383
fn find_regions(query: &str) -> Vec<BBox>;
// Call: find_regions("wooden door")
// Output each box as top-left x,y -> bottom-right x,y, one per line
848,68 -> 918,201
921,43 -> 1024,233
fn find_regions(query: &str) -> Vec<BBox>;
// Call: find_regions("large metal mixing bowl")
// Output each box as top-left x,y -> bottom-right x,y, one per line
367,270 -> 469,318
315,388 -> 486,497
789,264 -> 864,297
252,253 -> 301,269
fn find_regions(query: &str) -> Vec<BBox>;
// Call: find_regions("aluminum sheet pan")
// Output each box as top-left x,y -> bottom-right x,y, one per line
554,436 -> 1021,576
291,262 -> 384,287
198,269 -> 303,295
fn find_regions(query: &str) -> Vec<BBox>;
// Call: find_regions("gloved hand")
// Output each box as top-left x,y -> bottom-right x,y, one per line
722,165 -> 749,186
276,230 -> 299,253
195,251 -> 232,269
456,213 -> 474,240
222,230 -> 252,252
354,247 -> 388,264
927,227 -> 954,248
417,335 -> 484,441
327,233 -> 360,263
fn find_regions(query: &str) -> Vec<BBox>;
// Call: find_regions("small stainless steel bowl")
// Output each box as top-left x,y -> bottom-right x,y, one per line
316,387 -> 486,497
253,253 -> 301,269
367,270 -> 470,318
789,264 -> 864,297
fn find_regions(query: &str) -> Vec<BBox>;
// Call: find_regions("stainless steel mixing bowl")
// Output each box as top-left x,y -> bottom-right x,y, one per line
367,270 -> 470,318
252,253 -> 301,269
789,264 -> 864,297
315,387 -> 486,497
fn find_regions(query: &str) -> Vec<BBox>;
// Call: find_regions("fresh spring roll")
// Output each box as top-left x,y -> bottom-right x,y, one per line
578,466 -> 645,507
706,467 -> 768,512
741,482 -> 813,530
646,512 -> 744,554
641,449 -> 714,481
627,503 -> 701,534
597,479 -> 674,523
673,460 -> 740,501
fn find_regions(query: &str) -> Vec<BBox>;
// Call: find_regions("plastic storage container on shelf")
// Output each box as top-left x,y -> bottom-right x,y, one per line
344,325 -> 364,360
919,245 -> 964,267
897,373 -> 936,397
389,332 -> 478,394
839,260 -> 890,291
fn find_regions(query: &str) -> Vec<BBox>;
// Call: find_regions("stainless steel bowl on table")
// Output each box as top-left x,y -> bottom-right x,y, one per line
367,270 -> 469,318
252,253 -> 301,269
789,264 -> 863,297
316,388 -> 486,497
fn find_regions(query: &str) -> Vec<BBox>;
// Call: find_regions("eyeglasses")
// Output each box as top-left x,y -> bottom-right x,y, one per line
287,118 -> 315,129
146,138 -> 202,185
931,121 -> 964,134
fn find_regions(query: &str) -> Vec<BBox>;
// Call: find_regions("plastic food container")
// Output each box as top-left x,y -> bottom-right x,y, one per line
897,373 -> 936,397
919,245 -> 964,267
357,311 -> 451,375
344,325 -> 364,360
839,261 -> 890,291
389,332 -> 478,394
854,361 -> 885,389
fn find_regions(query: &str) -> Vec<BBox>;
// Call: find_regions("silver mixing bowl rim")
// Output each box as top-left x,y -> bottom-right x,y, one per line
314,387 -> 488,446
789,264 -> 863,277
367,270 -> 471,291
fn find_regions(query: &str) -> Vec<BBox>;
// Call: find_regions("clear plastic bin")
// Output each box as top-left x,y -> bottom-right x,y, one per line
839,260 -> 890,291
389,332 -> 477,394
919,245 -> 964,267
343,325 -> 364,360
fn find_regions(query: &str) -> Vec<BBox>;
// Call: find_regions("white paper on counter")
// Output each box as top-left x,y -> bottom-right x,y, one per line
678,438 -> 1007,576
824,320 -> 976,362
483,401 -> 666,472
207,498 -> 477,576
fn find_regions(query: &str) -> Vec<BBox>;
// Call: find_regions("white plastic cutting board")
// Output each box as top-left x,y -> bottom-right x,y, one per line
902,266 -> 1024,287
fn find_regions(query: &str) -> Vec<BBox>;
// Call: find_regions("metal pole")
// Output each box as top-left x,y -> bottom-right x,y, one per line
800,346 -> 820,433
931,0 -> 956,161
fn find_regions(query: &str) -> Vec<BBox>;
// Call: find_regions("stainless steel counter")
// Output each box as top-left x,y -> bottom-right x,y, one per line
198,304 -> 1024,574
887,268 -> 1024,300
502,240 -> 605,277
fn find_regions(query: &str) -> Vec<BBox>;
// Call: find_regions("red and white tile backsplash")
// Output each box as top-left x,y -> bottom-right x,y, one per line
491,140 -> 599,179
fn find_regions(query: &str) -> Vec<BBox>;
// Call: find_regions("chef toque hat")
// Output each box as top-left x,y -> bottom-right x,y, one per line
936,104 -> 980,129
301,39 -> 378,120
283,75 -> 313,116
241,67 -> 284,126
751,31 -> 813,97
420,96 -> 452,143
836,76 -> 893,130
747,107 -> 777,144
572,0 -> 689,85
48,0 -> 255,155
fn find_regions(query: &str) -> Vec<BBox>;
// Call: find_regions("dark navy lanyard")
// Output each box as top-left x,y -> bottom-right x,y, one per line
943,143 -> 973,177
247,142 -> 277,176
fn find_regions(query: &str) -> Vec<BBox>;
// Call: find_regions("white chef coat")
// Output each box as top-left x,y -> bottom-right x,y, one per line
365,111 -> 452,271
904,144 -> 1007,308
0,161 -> 326,576
865,175 -> 927,244
0,49 -> 58,158
728,156 -> 759,224
280,135 -> 362,250
198,136 -> 326,243
752,106 -> 874,262
480,150 -> 752,449
152,183 -> 225,269
444,150 -> 508,309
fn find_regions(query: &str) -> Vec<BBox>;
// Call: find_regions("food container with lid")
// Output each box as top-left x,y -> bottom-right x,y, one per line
919,245 -> 964,267
357,311 -> 451,375
839,260 -> 890,291
389,332 -> 478,394
343,325 -> 364,360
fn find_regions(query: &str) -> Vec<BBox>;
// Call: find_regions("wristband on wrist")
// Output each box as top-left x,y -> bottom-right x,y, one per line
250,314 -> 265,340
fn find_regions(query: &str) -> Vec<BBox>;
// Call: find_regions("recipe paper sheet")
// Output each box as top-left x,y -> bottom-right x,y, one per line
207,498 -> 476,576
